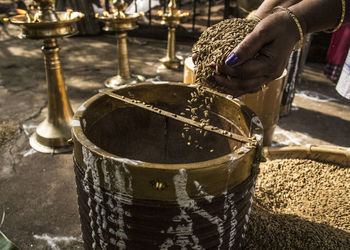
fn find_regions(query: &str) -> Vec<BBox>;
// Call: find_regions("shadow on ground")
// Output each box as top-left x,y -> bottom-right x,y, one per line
278,106 -> 350,147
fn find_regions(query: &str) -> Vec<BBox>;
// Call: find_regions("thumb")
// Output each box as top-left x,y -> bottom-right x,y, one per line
225,27 -> 271,67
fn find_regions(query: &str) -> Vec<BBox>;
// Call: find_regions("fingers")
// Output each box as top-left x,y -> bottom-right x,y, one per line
219,56 -> 270,79
212,74 -> 269,97
224,24 -> 272,67
204,13 -> 297,96
192,53 -> 198,63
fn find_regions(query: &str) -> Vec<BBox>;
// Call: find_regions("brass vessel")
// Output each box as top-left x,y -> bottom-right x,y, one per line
158,0 -> 189,70
72,82 -> 263,249
72,82 -> 263,201
10,10 -> 83,39
239,70 -> 287,146
96,0 -> 145,88
10,0 -> 83,153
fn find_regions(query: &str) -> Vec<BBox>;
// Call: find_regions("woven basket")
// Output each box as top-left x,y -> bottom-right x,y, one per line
264,145 -> 350,166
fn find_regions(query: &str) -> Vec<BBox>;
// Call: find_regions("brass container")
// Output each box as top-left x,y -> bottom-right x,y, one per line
9,1 -> 84,153
28,38 -> 74,153
158,0 -> 189,70
159,26 -> 180,69
72,82 -> 263,249
97,11 -> 145,88
10,11 -> 83,39
183,56 -> 196,84
184,57 -> 287,146
98,13 -> 139,32
240,70 -> 287,146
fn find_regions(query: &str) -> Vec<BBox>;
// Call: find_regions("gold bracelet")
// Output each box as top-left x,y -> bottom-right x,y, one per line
273,6 -> 305,50
325,0 -> 346,33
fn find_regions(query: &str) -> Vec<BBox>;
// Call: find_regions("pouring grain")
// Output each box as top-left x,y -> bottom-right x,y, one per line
181,18 -> 258,150
192,18 -> 259,88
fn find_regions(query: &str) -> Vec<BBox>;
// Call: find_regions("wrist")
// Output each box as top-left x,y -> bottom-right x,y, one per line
273,6 -> 305,50
289,6 -> 308,35
255,0 -> 302,19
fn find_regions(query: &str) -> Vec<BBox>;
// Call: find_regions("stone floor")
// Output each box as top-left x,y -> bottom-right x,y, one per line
0,24 -> 350,249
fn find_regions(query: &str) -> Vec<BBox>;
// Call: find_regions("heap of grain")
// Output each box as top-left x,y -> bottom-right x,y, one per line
192,18 -> 259,88
243,158 -> 350,249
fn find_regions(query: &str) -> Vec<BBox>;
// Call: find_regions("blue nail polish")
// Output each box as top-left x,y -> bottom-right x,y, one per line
225,53 -> 238,66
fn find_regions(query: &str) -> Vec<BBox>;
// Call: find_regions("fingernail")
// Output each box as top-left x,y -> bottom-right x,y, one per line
225,53 -> 238,66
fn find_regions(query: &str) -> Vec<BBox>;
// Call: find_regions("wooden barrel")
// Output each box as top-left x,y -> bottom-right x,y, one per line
183,57 -> 286,146
72,82 -> 263,249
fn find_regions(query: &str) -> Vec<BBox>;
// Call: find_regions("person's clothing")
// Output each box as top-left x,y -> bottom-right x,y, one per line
324,23 -> 350,83
324,63 -> 343,83
280,34 -> 312,116
280,48 -> 302,116
336,48 -> 350,99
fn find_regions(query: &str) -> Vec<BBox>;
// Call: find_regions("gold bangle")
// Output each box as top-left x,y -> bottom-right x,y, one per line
273,6 -> 304,50
325,0 -> 346,33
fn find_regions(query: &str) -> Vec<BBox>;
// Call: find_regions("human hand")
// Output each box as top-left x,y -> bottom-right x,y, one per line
192,53 -> 198,63
212,10 -> 300,97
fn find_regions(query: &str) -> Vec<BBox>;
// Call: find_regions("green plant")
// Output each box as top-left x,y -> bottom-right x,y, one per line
0,231 -> 19,250
0,210 -> 19,250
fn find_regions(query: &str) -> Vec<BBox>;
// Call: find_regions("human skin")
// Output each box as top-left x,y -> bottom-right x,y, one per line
212,0 -> 350,97
255,0 -> 301,18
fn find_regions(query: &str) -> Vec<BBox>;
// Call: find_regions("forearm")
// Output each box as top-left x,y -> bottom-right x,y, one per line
255,0 -> 302,18
290,0 -> 350,34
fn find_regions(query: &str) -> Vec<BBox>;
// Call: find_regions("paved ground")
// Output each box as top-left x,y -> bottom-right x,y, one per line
0,24 -> 350,249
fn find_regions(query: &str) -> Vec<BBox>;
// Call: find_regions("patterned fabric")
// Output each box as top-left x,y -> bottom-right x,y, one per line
326,23 -> 350,66
336,48 -> 350,99
324,24 -> 350,83
324,63 -> 344,83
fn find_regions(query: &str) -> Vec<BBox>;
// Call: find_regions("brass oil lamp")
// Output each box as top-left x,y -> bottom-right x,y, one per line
158,0 -> 189,70
96,0 -> 145,88
10,0 -> 83,153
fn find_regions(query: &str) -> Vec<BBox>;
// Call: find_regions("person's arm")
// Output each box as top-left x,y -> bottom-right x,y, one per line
255,0 -> 302,19
214,0 -> 350,97
291,0 -> 350,34
193,0 -> 301,63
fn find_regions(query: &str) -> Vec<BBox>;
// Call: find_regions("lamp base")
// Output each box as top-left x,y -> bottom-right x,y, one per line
29,118 -> 73,154
104,74 -> 145,88
159,56 -> 181,70
29,133 -> 72,154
